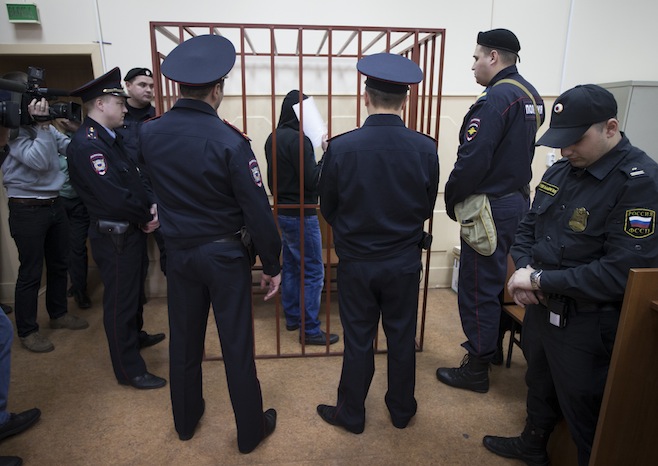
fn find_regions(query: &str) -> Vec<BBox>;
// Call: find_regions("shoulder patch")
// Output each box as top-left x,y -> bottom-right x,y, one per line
249,159 -> 263,187
86,126 -> 98,140
89,153 -> 107,176
465,118 -> 480,142
624,209 -> 655,238
414,130 -> 437,144
328,127 -> 359,142
223,119 -> 251,141
537,181 -> 559,196
144,115 -> 161,124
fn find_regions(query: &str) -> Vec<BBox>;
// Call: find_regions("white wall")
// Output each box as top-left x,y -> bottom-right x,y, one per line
2,0 -> 656,94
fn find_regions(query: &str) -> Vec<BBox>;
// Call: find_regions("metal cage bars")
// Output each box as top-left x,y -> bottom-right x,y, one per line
148,22 -> 445,360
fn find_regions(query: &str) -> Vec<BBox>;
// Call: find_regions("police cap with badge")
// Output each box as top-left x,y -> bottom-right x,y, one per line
536,84 -> 617,148
357,52 -> 424,94
161,34 -> 236,86
70,67 -> 129,103
477,28 -> 521,58
124,67 -> 153,82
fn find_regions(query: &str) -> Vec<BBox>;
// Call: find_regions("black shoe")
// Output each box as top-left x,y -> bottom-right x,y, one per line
0,303 -> 12,315
139,332 -> 166,349
178,399 -> 205,441
73,290 -> 92,309
491,348 -> 504,366
0,456 -> 23,466
482,434 -> 549,466
119,372 -> 166,390
316,404 -> 364,434
0,408 -> 41,441
286,323 -> 300,331
436,354 -> 489,393
301,331 -> 339,346
239,408 -> 277,454
391,416 -> 412,429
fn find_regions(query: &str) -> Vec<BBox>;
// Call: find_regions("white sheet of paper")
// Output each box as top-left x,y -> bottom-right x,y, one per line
292,96 -> 327,149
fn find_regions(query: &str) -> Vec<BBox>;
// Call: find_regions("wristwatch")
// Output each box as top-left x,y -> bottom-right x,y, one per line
530,269 -> 543,290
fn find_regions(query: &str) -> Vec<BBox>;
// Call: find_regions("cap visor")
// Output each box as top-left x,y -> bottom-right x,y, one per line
536,126 -> 589,148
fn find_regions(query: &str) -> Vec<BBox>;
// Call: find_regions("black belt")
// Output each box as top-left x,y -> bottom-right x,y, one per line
213,232 -> 241,243
9,197 -> 58,206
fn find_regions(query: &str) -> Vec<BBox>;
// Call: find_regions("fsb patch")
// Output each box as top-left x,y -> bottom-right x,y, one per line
624,208 -> 655,238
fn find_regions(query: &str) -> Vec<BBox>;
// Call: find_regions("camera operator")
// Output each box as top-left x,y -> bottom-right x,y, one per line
1,71 -> 88,353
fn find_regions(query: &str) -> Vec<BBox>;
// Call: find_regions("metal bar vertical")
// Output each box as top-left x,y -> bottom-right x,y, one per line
269,26 -> 283,356
297,28 -> 308,354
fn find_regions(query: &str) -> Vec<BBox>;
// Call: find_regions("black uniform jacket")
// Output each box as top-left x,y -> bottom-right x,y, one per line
445,65 -> 544,220
512,135 -> 658,306
319,113 -> 439,261
66,116 -> 153,225
139,98 -> 281,277
116,103 -> 155,163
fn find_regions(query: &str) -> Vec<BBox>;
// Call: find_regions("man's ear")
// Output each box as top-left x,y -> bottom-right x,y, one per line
605,118 -> 619,137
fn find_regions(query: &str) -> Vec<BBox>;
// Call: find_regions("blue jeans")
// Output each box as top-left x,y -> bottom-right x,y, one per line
0,308 -> 13,425
278,215 -> 324,336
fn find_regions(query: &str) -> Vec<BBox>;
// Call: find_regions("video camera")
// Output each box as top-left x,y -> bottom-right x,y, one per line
0,66 -> 81,129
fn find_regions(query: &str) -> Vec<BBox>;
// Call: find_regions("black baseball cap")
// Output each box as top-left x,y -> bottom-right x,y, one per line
124,67 -> 153,82
477,28 -> 521,55
161,34 -> 236,86
70,67 -> 128,102
357,53 -> 423,94
536,84 -> 618,148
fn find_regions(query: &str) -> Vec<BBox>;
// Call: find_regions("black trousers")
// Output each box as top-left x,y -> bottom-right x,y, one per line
8,200 -> 68,337
89,224 -> 147,382
166,241 -> 266,452
333,248 -> 421,431
60,196 -> 90,293
523,303 -> 619,466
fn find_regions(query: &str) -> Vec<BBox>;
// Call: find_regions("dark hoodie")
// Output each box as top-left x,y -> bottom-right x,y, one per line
264,90 -> 322,216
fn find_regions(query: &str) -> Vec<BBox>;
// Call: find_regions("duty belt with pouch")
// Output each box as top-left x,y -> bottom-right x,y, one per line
213,228 -> 256,266
544,294 -> 569,328
96,219 -> 134,254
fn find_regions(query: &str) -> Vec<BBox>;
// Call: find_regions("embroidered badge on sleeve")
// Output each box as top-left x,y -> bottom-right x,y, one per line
465,118 -> 480,142
624,208 -> 655,238
249,159 -> 263,187
90,153 -> 107,176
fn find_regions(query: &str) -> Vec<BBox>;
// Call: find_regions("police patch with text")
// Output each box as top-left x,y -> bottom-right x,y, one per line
624,208 -> 655,238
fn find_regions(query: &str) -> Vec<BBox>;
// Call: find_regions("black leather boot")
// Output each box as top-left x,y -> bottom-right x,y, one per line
436,354 -> 489,393
482,423 -> 550,466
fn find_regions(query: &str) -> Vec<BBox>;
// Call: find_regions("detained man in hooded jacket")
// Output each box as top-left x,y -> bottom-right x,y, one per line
264,90 -> 338,346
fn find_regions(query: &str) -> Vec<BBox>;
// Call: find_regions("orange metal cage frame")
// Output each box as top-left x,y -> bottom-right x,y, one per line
148,22 -> 446,359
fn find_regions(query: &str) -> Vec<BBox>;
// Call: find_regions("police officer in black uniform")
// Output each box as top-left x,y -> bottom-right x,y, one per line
116,67 -> 166,348
439,29 -> 544,393
483,84 -> 658,466
139,35 -> 281,453
67,68 -> 166,390
317,53 -> 439,434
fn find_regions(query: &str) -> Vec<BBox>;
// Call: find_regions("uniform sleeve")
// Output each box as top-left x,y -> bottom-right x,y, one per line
427,150 -> 440,218
7,126 -> 60,172
318,146 -> 338,224
510,209 -> 537,270
444,102 -> 505,220
228,141 -> 282,276
67,140 -> 152,224
541,176 -> 658,302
